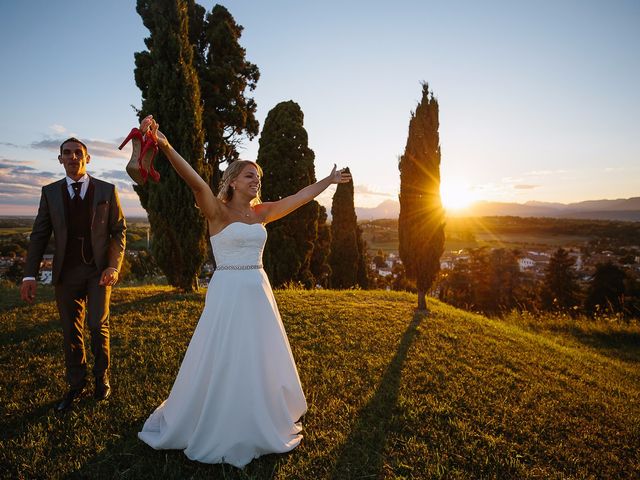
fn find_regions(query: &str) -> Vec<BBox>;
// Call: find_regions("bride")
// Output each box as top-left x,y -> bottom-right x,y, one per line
136,115 -> 351,468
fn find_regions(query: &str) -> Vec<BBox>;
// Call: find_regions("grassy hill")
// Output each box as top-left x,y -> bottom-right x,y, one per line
1,286 -> 638,479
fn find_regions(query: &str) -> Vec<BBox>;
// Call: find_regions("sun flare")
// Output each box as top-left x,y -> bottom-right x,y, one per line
440,178 -> 477,211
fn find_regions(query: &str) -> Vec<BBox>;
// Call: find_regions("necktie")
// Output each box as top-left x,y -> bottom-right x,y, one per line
71,182 -> 82,201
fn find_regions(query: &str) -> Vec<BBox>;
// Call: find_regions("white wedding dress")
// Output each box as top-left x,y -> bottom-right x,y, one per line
138,222 -> 307,468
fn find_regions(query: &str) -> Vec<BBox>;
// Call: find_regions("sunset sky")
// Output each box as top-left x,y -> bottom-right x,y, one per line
1,0 -> 638,217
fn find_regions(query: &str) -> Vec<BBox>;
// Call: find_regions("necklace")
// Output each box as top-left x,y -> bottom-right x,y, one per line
227,204 -> 252,218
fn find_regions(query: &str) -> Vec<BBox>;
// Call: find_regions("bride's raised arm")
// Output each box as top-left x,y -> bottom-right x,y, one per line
259,165 -> 351,224
145,116 -> 223,221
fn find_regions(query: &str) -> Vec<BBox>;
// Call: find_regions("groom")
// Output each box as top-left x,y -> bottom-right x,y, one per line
20,137 -> 126,411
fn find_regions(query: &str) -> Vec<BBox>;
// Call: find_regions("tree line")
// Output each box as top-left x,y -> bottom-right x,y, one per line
435,247 -> 640,319
132,1 -> 377,291
130,1 -> 443,304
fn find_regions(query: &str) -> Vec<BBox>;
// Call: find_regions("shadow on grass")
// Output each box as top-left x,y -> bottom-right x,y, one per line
0,316 -> 60,347
567,328 -> 640,363
71,422 -> 289,480
0,285 -> 57,313
0,399 -> 61,444
111,291 -> 187,315
330,311 -> 424,479
0,292 -> 183,348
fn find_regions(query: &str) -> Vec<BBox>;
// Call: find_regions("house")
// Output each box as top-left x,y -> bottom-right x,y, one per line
518,257 -> 535,271
39,270 -> 52,285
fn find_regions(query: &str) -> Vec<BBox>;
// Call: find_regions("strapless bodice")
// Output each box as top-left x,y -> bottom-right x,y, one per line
210,222 -> 266,266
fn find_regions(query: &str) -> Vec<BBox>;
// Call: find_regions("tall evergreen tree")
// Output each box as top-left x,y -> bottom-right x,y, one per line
191,4 -> 260,193
310,205 -> 332,288
398,83 -> 445,310
134,0 -> 208,291
541,248 -> 581,312
585,262 -> 627,315
257,101 -> 319,288
329,168 -> 360,288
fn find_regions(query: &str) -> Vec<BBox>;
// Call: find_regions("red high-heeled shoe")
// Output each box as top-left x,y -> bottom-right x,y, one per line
119,128 -> 147,185
140,133 -> 160,183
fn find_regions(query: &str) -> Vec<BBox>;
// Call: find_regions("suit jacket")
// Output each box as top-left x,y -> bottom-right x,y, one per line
24,177 -> 126,284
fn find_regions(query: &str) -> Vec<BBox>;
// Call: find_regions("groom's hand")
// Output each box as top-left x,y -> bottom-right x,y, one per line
99,267 -> 119,287
20,279 -> 37,303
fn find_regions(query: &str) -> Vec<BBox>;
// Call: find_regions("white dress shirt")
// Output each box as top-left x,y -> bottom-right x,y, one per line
65,174 -> 90,199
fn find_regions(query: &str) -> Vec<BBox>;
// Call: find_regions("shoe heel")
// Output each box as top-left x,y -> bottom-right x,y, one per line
120,128 -> 147,185
119,128 -> 141,150
140,136 -> 160,183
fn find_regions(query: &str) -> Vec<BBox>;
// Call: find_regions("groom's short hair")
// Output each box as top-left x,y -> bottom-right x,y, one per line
60,137 -> 88,155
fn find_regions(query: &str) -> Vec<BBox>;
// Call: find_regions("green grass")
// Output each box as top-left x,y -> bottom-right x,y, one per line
473,232 -> 592,249
1,286 -> 638,479
364,228 -> 594,253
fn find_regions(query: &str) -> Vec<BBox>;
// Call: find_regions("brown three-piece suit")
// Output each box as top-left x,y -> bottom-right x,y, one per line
24,176 -> 126,389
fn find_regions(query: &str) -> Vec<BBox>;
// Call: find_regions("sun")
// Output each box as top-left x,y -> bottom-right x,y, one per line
440,178 -> 477,211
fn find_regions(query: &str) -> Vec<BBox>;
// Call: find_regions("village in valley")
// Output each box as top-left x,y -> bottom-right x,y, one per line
359,217 -> 640,288
2,215 -> 640,291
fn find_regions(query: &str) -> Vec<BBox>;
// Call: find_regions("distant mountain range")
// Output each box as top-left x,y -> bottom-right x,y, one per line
354,197 -> 640,222
355,200 -> 401,220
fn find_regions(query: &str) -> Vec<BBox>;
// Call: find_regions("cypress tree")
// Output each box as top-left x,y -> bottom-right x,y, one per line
193,4 -> 260,193
134,0 -> 208,291
257,101 -> 319,288
310,205 -> 332,288
329,167 -> 360,288
398,83 -> 445,311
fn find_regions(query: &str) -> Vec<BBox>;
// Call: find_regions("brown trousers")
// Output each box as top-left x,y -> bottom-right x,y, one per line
55,263 -> 111,389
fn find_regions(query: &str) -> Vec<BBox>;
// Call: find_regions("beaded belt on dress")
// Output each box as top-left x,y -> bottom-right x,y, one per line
215,264 -> 263,271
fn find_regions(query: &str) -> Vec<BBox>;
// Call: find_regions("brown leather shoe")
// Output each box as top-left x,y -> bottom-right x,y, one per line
94,381 -> 111,401
56,388 -> 84,412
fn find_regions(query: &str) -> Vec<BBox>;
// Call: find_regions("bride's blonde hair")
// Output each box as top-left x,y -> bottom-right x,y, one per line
217,160 -> 263,206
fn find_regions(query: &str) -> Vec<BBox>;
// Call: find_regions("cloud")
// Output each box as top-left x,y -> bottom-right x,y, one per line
501,176 -> 524,184
30,139 -> 62,152
30,138 -> 128,159
96,170 -> 139,195
87,139 -> 129,159
0,158 -> 58,206
524,169 -> 567,176
0,159 -> 58,184
100,169 -> 132,182
0,158 -> 36,168
0,153 -> 148,215
49,124 -> 67,134
0,141 -> 21,148
514,184 -> 539,190
0,159 -> 142,213
0,158 -> 55,176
